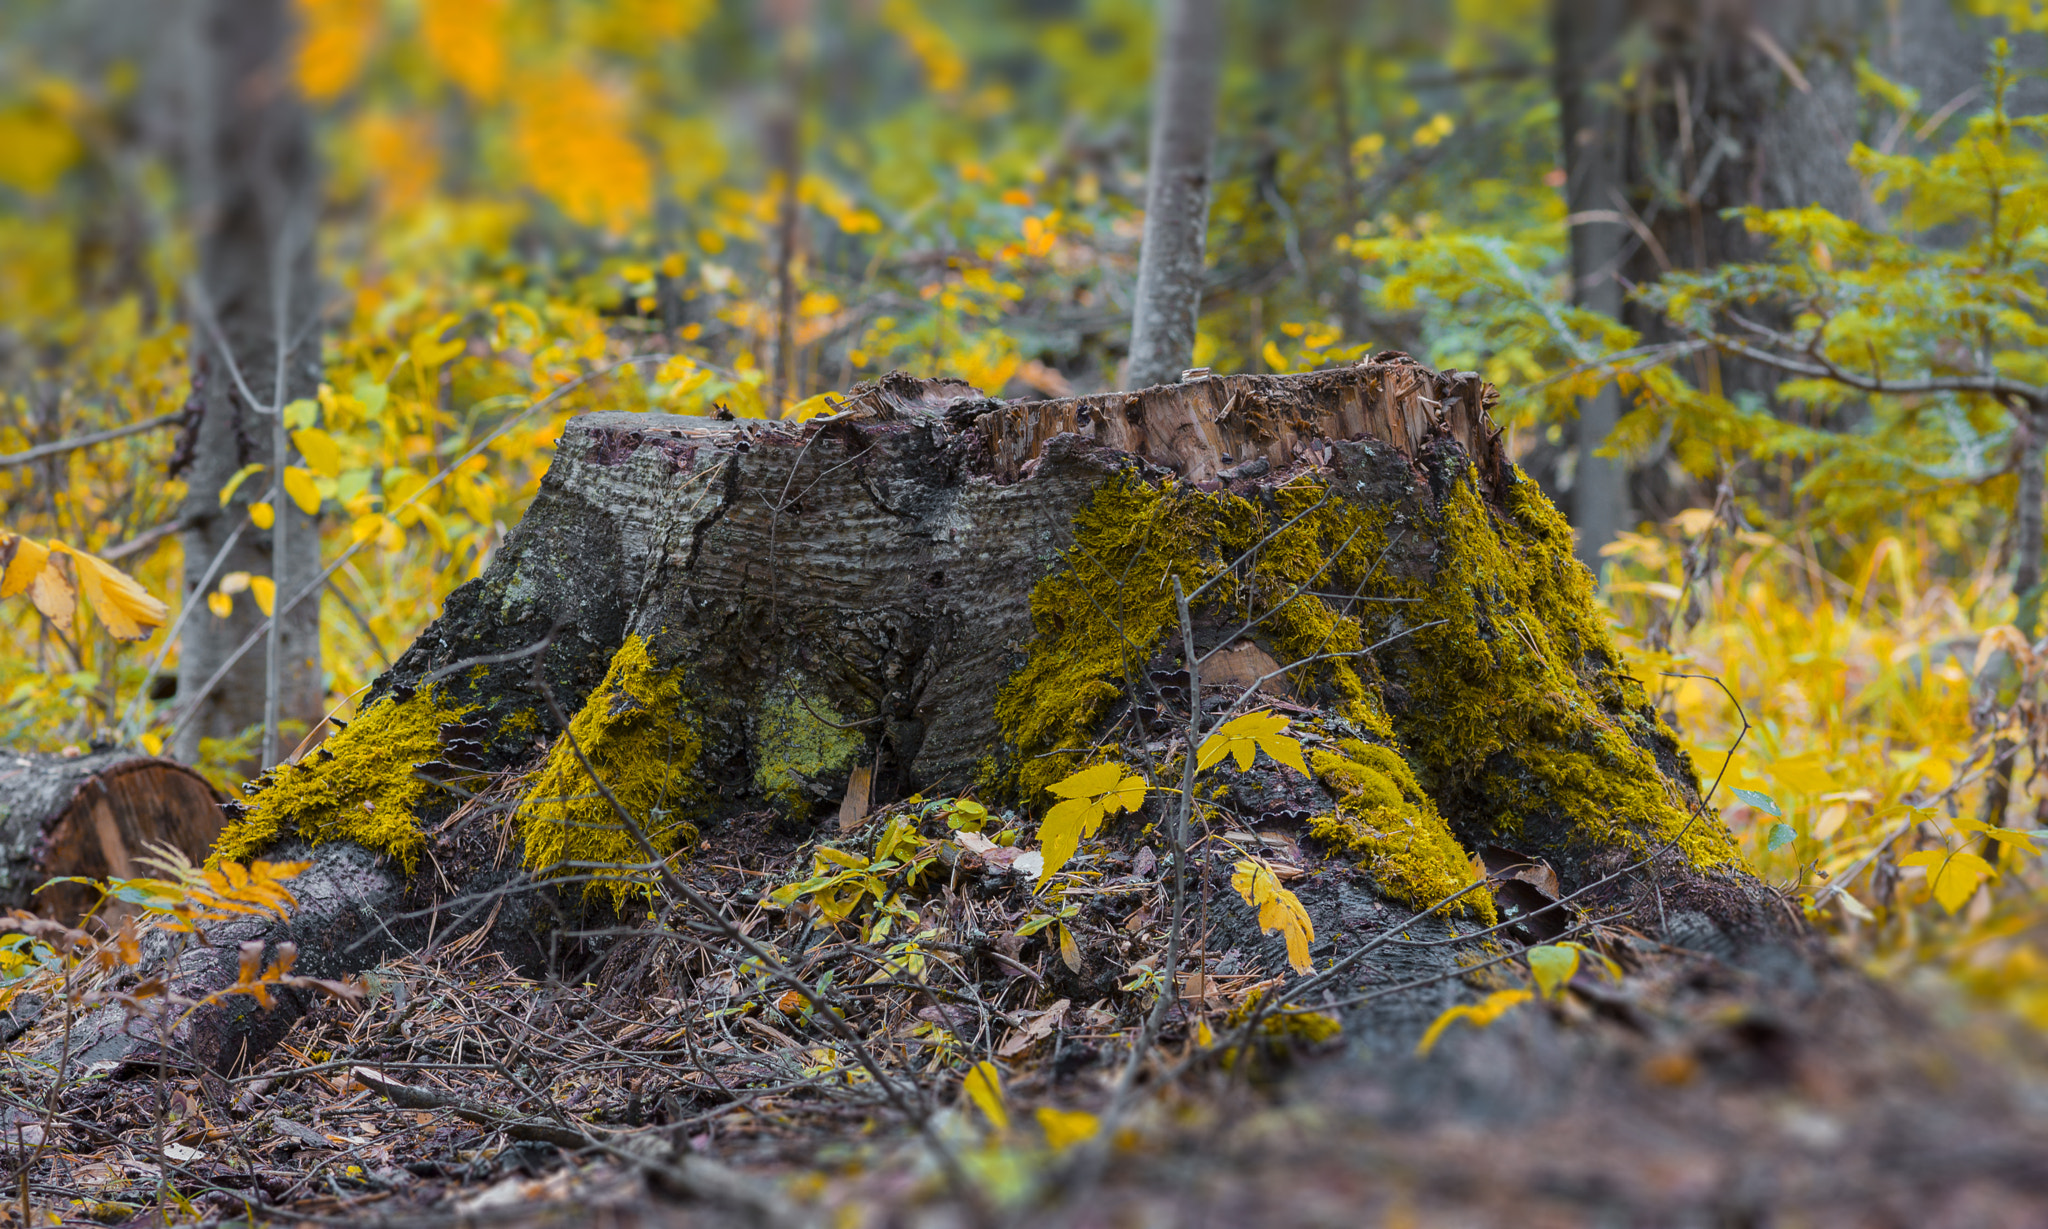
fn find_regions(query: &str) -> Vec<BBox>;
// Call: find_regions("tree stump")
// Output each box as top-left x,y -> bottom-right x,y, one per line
0,750 -> 226,924
65,357 -> 1800,1072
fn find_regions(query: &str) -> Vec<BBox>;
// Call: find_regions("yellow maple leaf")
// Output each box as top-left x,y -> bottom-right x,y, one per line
1198,710 -> 1311,776
1231,857 -> 1315,973
52,544 -> 168,640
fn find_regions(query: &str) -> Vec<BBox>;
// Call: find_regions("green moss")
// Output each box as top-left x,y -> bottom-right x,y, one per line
1308,739 -> 1496,922
515,634 -> 706,907
212,689 -> 475,869
1363,463 -> 1740,869
754,680 -> 867,815
992,474 -> 1205,802
991,452 -> 1732,917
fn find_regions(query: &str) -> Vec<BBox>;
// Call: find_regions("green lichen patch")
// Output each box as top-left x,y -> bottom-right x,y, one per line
515,634 -> 706,908
213,687 -> 477,869
1308,739 -> 1496,922
755,680 -> 867,816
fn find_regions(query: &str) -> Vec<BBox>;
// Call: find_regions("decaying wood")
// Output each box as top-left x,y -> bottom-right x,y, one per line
0,750 -> 226,924
61,356 -> 1789,1077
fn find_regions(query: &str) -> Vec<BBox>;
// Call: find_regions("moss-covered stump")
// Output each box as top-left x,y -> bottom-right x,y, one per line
79,358 -> 1799,1073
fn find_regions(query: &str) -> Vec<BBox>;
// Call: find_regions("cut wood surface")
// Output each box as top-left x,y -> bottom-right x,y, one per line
0,750 -> 226,923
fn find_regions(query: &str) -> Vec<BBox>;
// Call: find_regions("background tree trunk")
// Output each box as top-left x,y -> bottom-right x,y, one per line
1126,0 -> 1224,389
1544,0 -> 2003,548
168,0 -> 324,770
1552,0 -> 1633,574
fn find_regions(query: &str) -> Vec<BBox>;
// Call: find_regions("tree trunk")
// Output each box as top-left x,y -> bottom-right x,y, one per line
64,360 -> 1798,1075
167,0 -> 324,771
1552,0 -> 1633,573
1126,0 -> 1224,389
0,750 -> 225,924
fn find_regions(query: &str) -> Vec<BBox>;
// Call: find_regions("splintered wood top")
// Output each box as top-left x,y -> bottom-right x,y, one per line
917,357 -> 1503,485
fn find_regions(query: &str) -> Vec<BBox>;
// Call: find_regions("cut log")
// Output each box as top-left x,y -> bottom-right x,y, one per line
0,750 -> 227,924
61,357 -> 1799,1073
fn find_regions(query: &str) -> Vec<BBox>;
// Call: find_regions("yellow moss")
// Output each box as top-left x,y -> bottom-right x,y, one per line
212,688 -> 476,869
991,473 -> 1396,804
515,634 -> 706,907
502,708 -> 540,739
1363,464 -> 1740,869
1309,740 -> 1496,922
754,681 -> 867,815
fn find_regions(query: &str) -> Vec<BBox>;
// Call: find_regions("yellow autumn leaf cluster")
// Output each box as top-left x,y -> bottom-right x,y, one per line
1230,857 -> 1316,974
512,68 -> 653,234
1,530 -> 168,641
1034,761 -> 1147,888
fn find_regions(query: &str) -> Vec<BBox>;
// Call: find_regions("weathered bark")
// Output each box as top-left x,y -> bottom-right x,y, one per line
0,751 -> 224,924
1126,0 -> 1224,389
167,0 -> 324,770
74,359 -> 1800,1076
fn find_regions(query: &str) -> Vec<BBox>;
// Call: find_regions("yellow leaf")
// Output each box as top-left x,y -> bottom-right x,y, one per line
1,531 -> 50,598
29,559 -> 74,632
411,317 -> 466,375
351,513 -> 390,545
54,544 -> 168,641
1526,944 -> 1580,1000
421,0 -> 508,101
963,1060 -> 1008,1133
140,732 -> 163,756
250,576 -> 276,618
291,428 -> 343,478
1198,711 -> 1309,777
1230,858 -> 1316,973
249,502 -> 275,530
1048,762 -> 1124,798
1900,849 -> 1994,914
1262,339 -> 1289,372
294,0 -> 381,102
207,589 -> 232,619
1415,989 -> 1531,1056
219,571 -> 252,595
1035,797 -> 1097,888
282,467 -> 323,515
1036,762 -> 1147,887
511,67 -> 653,234
785,392 -> 841,422
1035,1107 -> 1099,1151
218,463 -> 266,507
1057,921 -> 1081,972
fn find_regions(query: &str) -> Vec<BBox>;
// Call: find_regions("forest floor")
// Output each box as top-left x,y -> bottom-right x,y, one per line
9,815 -> 2048,1228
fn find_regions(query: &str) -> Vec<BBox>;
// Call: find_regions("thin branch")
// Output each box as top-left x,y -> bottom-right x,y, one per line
0,413 -> 184,470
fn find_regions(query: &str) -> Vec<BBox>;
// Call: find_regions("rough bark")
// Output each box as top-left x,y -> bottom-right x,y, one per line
75,359 -> 1800,1076
167,0 -> 324,770
0,751 -> 224,924
1126,0 -> 1224,389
